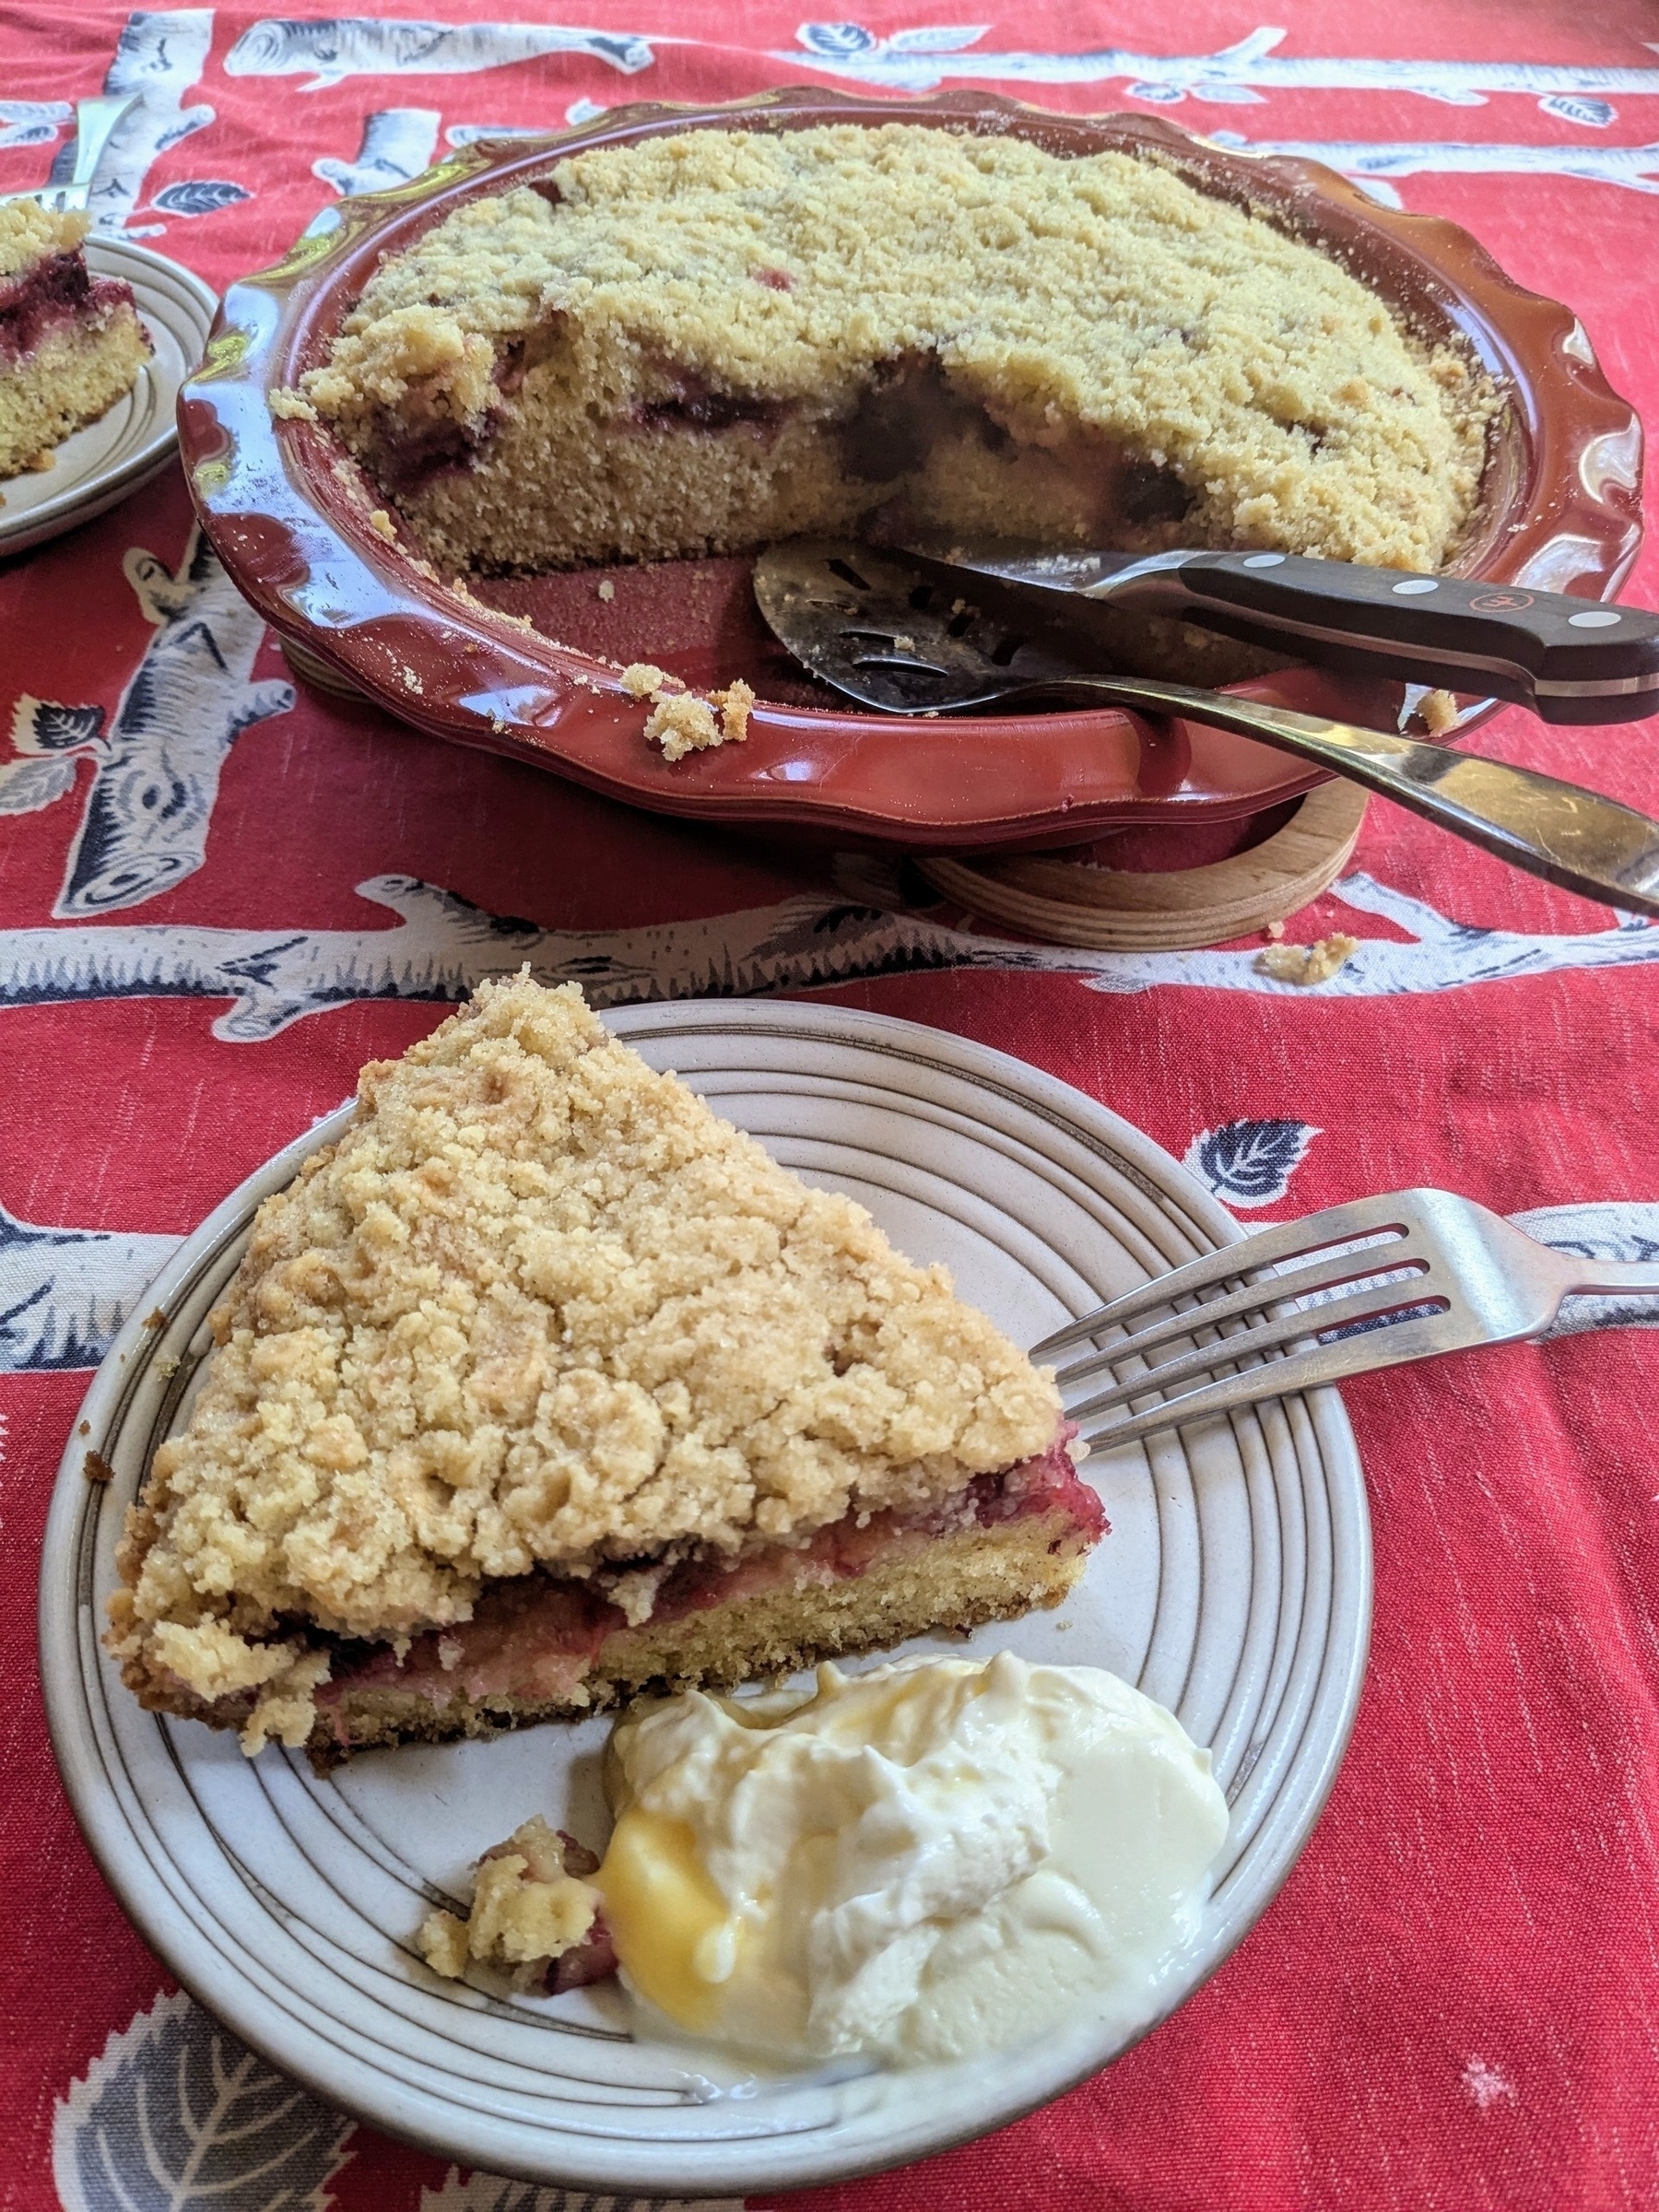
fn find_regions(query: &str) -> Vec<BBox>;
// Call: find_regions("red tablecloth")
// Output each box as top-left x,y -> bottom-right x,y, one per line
5,6 -> 1659,2208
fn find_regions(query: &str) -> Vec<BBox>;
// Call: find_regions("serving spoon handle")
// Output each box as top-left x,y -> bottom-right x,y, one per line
1008,672 -> 1659,918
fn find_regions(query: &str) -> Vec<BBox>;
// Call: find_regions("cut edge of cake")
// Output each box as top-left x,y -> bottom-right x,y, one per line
0,202 -> 151,480
296,124 -> 1496,582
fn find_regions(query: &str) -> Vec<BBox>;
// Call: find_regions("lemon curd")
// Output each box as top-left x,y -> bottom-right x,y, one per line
595,1651 -> 1230,2066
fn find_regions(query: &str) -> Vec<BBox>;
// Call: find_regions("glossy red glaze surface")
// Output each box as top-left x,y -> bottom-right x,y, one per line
179,90 -> 1644,853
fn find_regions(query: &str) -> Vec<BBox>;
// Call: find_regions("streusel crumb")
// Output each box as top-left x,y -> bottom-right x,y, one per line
268,385 -> 319,423
624,663 -> 755,760
1255,932 -> 1360,984
110,976 -> 1059,1747
418,1815 -> 604,1987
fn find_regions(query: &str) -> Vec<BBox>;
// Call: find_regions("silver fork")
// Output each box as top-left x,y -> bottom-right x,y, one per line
1032,1189 -> 1659,1452
1,95 -> 136,215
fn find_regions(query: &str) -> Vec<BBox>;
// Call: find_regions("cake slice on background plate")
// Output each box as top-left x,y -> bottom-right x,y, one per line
0,200 -> 151,480
107,976 -> 1103,1758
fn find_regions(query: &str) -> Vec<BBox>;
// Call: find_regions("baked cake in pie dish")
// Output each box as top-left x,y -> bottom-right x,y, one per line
0,201 -> 151,480
297,124 -> 1493,582
108,976 -> 1101,1757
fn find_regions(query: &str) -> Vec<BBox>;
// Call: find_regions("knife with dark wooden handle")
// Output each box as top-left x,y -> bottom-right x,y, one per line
895,537 -> 1659,724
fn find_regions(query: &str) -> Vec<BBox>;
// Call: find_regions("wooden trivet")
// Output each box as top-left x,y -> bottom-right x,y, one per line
280,637 -> 370,700
916,779 -> 1367,950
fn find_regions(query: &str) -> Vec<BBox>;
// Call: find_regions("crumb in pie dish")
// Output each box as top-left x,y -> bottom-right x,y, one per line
107,976 -> 1099,1757
298,124 -> 1494,584
0,201 -> 151,479
621,661 -> 755,759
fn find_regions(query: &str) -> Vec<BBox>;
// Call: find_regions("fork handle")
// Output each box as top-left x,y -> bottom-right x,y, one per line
65,95 -> 135,194
1556,1260 -> 1659,1297
1029,675 -> 1659,921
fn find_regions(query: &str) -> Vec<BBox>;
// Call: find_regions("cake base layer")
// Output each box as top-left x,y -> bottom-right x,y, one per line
316,1502 -> 1095,1759
0,302 -> 150,478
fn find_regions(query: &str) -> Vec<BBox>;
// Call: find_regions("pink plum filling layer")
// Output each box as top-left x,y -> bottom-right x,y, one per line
316,1428 -> 1102,1724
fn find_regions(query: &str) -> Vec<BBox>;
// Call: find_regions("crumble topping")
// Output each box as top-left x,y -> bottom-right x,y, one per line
110,976 -> 1060,1746
0,199 -> 88,278
418,1815 -> 611,1991
1255,931 -> 1361,984
301,124 -> 1492,575
621,662 -> 755,760
268,384 -> 319,423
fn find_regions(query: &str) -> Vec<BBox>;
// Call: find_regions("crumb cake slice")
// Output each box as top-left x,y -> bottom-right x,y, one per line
108,977 -> 1100,1756
0,201 -> 150,478
299,124 -> 1492,580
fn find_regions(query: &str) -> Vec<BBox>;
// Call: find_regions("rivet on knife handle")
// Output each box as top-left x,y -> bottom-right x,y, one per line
1123,553 -> 1659,725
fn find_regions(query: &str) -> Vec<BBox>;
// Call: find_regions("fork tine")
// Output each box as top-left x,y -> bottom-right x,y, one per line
1060,1271 -> 1446,1426
1030,1196 -> 1413,1360
1076,1308 -> 1458,1453
1050,1240 -> 1432,1393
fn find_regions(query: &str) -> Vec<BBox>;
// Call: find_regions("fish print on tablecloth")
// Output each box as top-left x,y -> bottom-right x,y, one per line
0,1205 -> 182,1373
0,99 -> 70,150
1,873 -> 1657,1049
779,21 -> 1659,117
1205,130 -> 1659,205
224,16 -> 657,91
52,1990 -> 353,2212
48,9 -> 217,239
314,107 -> 441,195
4,528 -> 294,916
1184,1119 -> 1321,1208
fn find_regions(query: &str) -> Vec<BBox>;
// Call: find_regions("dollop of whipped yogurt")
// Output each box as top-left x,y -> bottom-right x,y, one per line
595,1650 -> 1229,2066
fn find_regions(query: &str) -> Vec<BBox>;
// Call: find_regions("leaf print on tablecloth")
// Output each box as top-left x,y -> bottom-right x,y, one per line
149,180 -> 252,217
1184,1119 -> 1321,1209
0,754 -> 77,813
52,1988 -> 354,2212
419,2166 -> 744,2212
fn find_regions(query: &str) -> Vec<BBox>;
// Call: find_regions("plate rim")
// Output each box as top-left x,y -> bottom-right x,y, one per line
0,235 -> 217,555
38,999 -> 1372,2190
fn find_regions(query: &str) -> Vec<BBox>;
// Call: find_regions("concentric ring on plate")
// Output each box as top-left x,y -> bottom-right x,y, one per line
178,89 -> 1643,852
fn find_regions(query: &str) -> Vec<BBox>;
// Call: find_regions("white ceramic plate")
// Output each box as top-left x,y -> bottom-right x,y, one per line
40,1002 -> 1371,2194
0,236 -> 216,556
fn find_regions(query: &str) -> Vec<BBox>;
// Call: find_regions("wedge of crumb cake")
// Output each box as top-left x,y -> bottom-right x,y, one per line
108,976 -> 1103,1757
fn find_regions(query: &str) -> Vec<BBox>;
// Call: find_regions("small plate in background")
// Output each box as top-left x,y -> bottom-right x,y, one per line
0,236 -> 215,558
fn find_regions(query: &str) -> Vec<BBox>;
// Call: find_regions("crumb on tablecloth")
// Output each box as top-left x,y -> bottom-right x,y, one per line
1255,933 -> 1360,985
597,579 -> 615,601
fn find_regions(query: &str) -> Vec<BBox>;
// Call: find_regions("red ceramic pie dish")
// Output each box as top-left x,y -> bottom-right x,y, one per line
178,89 -> 1644,853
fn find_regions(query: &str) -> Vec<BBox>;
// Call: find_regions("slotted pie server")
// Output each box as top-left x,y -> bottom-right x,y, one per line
752,541 -> 1659,918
